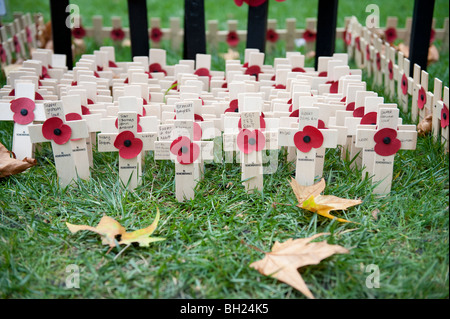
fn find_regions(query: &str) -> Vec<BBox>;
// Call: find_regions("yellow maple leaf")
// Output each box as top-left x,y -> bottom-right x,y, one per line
250,233 -> 349,299
66,208 -> 165,248
289,178 -> 362,223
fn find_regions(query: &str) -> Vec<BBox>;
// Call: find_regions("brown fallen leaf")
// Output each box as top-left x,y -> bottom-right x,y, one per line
417,114 -> 433,136
289,178 -> 362,223
250,233 -> 349,299
66,208 -> 165,249
397,43 -> 439,64
0,142 -> 37,178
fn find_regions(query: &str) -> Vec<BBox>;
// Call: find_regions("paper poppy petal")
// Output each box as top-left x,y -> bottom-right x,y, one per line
118,139 -> 143,159
417,87 -> 426,110
326,81 -> 338,94
52,124 -> 72,145
374,128 -> 401,156
388,61 -> 394,80
346,102 -> 356,111
318,120 -> 327,129
353,107 -> 365,118
318,71 -> 327,77
236,129 -> 265,154
42,117 -> 72,145
109,61 -> 118,68
294,126 -> 323,153
245,65 -> 262,79
194,68 -> 211,77
10,98 -> 36,125
360,112 -> 377,125
292,67 -> 306,73
401,74 -> 408,95
441,104 -> 449,128
114,131 -> 135,149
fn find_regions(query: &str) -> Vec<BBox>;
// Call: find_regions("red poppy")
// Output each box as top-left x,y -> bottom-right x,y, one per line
81,105 -> 91,115
225,99 -> 239,113
25,26 -> 33,43
245,65 -> 262,80
194,68 -> 212,80
318,71 -> 327,77
355,36 -> 361,52
345,102 -> 355,111
243,62 -> 249,68
441,104 -> 449,128
430,29 -> 435,44
113,131 -> 143,159
170,136 -> 200,165
72,26 -> 86,39
65,113 -> 83,141
353,107 -> 365,118
273,84 -> 286,89
303,29 -> 316,43
340,96 -> 346,103
388,60 -> 394,80
87,99 -> 94,105
360,112 -> 377,125
373,128 -> 401,156
97,66 -> 103,72
109,61 -> 118,68
71,81 -> 78,86
326,81 -> 338,94
399,74 -> 408,96
0,44 -> 6,63
149,63 -> 167,76
343,28 -> 351,46
13,35 -> 21,54
171,81 -> 178,91
417,87 -> 426,110
111,28 -> 125,41
222,82 -> 228,89
318,120 -> 327,129
10,98 -> 36,125
41,66 -> 51,80
227,31 -> 240,47
149,27 -> 163,43
293,125 -> 324,153
292,67 -> 306,73
376,52 -> 381,71
266,29 -> 279,43
42,117 -> 72,145
8,90 -> 43,100
384,27 -> 397,44
366,44 -> 371,61
237,129 -> 265,154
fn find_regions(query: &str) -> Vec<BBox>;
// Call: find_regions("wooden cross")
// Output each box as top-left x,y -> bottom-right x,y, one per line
278,106 -> 338,186
28,101 -> 89,186
411,64 -> 429,123
98,99 -> 157,190
0,82 -> 46,159
396,53 -> 411,113
355,107 -> 417,194
436,86 -> 449,152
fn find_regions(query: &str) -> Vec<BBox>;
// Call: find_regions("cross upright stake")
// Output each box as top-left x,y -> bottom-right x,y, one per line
28,101 -> 89,187
355,107 -> 417,194
0,82 -> 46,160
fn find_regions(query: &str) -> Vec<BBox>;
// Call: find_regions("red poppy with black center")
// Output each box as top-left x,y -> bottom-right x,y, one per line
373,128 -> 401,156
417,87 -> 426,110
237,129 -> 265,154
72,26 -> 86,39
13,35 -> 21,53
303,30 -> 316,43
326,81 -> 339,94
10,98 -> 36,125
266,29 -> 279,43
245,65 -> 262,80
0,44 -> 6,63
441,104 -> 449,128
366,44 -> 371,61
226,31 -> 240,47
170,136 -> 200,165
355,37 -> 361,52
42,117 -> 72,145
150,27 -> 163,43
376,52 -> 381,71
194,68 -> 212,80
293,125 -> 324,153
384,27 -> 397,43
25,26 -> 32,43
388,60 -> 394,80
401,73 -> 408,95
113,130 -> 143,159
360,112 -> 377,125
111,28 -> 125,41
149,63 -> 167,76
225,99 -> 239,113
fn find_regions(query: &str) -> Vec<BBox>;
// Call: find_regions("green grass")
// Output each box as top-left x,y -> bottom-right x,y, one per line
0,0 -> 449,299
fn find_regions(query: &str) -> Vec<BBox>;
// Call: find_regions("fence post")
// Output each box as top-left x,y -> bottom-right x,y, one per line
246,0 -> 268,53
315,0 -> 338,69
184,0 -> 206,60
49,0 -> 73,69
409,0 -> 435,73
127,0 -> 150,58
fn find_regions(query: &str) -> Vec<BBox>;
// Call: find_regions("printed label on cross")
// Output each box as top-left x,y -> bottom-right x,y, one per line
355,107 -> 417,194
278,106 -> 338,186
0,82 -> 46,160
27,101 -> 89,187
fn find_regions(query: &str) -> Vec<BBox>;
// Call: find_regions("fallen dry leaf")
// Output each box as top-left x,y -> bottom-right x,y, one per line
397,43 -> 439,64
0,142 -> 37,178
417,114 -> 433,136
250,233 -> 349,299
66,208 -> 165,249
289,178 -> 362,223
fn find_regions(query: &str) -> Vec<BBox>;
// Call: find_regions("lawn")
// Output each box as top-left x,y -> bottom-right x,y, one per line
0,0 -> 448,299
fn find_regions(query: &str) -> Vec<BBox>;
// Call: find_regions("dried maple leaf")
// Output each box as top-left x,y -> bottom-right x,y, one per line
66,209 -> 165,248
250,233 -> 349,299
0,142 -> 36,178
289,178 -> 362,223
